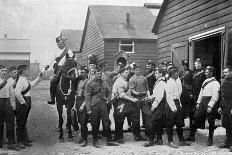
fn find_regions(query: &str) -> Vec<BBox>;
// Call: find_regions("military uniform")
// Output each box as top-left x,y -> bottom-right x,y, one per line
180,69 -> 193,119
187,77 -> 220,145
48,36 -> 75,105
190,68 -> 206,127
0,74 -> 15,148
220,75 -> 232,149
85,77 -> 115,146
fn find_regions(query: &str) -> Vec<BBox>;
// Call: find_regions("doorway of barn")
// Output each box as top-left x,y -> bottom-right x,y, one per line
193,34 -> 221,80
189,27 -> 225,81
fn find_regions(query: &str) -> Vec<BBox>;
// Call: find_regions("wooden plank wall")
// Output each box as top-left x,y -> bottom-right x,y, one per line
157,0 -> 232,63
104,39 -> 157,73
81,9 -> 104,63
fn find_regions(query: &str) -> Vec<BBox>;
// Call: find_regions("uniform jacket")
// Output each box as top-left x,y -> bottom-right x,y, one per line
0,77 -> 15,108
144,70 -> 156,94
220,75 -> 232,108
191,68 -> 206,96
85,78 -> 110,112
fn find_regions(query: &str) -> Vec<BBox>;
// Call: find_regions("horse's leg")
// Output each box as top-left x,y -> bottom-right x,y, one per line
56,96 -> 64,140
66,107 -> 73,139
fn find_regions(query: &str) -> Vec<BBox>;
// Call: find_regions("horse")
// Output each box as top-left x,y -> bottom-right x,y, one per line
55,59 -> 78,140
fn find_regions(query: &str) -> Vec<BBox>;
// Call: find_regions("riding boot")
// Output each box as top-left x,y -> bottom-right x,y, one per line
105,129 -> 118,146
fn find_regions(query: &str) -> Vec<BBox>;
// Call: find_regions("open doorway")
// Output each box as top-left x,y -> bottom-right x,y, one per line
193,34 -> 221,81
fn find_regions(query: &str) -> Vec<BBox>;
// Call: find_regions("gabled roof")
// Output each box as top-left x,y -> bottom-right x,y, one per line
88,5 -> 157,39
61,29 -> 83,53
152,0 -> 168,34
0,37 -> 30,53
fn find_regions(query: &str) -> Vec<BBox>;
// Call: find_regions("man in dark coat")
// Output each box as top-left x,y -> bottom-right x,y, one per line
218,66 -> 232,151
190,58 -> 206,128
179,60 -> 193,125
144,60 -> 156,95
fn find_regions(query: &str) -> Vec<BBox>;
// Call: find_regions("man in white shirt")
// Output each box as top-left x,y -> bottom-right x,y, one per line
15,65 -> 43,148
47,35 -> 75,105
165,67 -> 190,148
143,67 -> 166,147
186,66 -> 220,146
0,65 -> 19,151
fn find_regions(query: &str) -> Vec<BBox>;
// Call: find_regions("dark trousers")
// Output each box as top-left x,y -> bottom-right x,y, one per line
145,101 -> 165,142
89,99 -> 112,142
0,98 -> 15,145
16,97 -> 31,143
166,99 -> 185,143
113,99 -> 141,139
76,96 -> 88,141
49,66 -> 62,102
189,97 -> 216,140
222,107 -> 232,146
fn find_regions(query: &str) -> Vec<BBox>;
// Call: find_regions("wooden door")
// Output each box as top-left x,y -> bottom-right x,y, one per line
171,42 -> 188,70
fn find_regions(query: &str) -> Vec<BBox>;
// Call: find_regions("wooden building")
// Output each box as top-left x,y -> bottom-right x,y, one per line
80,5 -> 159,72
152,0 -> 232,79
0,34 -> 30,69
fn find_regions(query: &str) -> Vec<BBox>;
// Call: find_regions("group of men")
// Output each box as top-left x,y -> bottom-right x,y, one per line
0,64 -> 43,151
66,55 -> 232,151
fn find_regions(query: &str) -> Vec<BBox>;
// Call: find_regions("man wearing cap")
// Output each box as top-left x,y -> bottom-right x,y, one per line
0,65 -> 20,150
143,67 -> 166,147
179,61 -> 193,126
15,65 -> 43,148
112,66 -> 139,144
73,66 -> 89,147
144,60 -> 156,95
85,67 -> 118,148
129,64 -> 149,140
218,66 -> 232,151
186,66 -> 220,146
190,58 -> 206,128
161,61 -> 168,80
47,35 -> 75,105
165,67 -> 190,148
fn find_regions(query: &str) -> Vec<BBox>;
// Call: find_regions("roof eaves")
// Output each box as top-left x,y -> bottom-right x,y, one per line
152,0 -> 168,34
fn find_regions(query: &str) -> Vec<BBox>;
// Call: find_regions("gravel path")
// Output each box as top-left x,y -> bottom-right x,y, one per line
0,80 -> 230,155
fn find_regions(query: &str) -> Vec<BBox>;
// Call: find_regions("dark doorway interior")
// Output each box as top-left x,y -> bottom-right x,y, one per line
194,34 -> 221,81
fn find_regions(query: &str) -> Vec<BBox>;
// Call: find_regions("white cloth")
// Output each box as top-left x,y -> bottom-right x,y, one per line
7,77 -> 16,109
111,76 -> 128,99
197,77 -> 220,108
151,78 -> 166,108
165,78 -> 182,111
55,48 -> 74,66
0,77 -> 15,108
15,76 -> 42,104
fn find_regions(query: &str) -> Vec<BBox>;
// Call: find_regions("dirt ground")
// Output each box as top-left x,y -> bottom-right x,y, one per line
0,80 -> 231,155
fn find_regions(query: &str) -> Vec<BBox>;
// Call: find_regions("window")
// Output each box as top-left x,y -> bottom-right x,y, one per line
119,40 -> 134,53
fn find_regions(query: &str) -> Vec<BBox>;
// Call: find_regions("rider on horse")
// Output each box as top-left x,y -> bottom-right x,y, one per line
47,35 -> 75,105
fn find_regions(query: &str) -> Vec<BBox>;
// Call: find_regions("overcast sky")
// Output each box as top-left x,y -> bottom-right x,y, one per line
0,0 -> 163,66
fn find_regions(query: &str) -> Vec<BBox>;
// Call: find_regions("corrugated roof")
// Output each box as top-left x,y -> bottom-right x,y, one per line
89,5 -> 157,39
0,38 -> 30,53
61,29 -> 83,53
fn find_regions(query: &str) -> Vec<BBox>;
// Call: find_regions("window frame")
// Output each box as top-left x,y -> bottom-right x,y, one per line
119,40 -> 134,53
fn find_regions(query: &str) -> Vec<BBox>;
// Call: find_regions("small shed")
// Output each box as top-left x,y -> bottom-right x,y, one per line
80,5 -> 159,72
0,34 -> 30,69
152,0 -> 232,79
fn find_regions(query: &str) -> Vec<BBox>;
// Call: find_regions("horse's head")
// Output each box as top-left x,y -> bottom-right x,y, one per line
61,59 -> 78,81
